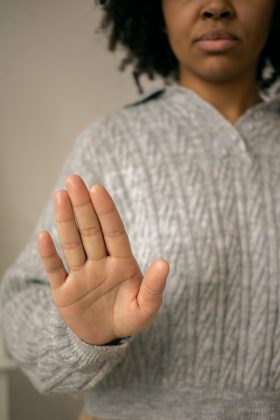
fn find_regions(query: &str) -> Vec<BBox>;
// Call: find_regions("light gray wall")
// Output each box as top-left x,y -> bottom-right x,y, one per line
0,0 -> 161,419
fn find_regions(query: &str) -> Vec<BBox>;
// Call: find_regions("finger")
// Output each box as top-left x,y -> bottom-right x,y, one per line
90,184 -> 133,258
136,260 -> 169,318
54,190 -> 86,271
37,231 -> 67,289
65,175 -> 107,260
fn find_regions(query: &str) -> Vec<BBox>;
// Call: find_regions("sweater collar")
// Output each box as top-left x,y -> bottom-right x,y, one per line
162,83 -> 280,158
164,83 -> 280,127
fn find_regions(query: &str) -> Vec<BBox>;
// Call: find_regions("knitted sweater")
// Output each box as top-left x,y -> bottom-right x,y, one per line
1,84 -> 280,419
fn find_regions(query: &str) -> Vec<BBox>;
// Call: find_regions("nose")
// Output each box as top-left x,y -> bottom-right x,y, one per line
201,2 -> 235,20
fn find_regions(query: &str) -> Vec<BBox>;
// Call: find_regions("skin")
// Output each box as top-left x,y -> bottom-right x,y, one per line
38,176 -> 169,345
162,0 -> 277,122
38,1 -> 276,345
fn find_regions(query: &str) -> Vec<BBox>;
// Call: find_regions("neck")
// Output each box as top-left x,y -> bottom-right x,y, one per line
179,72 -> 263,123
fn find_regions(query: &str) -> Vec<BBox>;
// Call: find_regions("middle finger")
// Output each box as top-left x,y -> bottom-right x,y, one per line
65,174 -> 107,260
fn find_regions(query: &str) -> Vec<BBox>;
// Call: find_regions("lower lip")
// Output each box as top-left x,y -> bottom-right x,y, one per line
196,39 -> 239,52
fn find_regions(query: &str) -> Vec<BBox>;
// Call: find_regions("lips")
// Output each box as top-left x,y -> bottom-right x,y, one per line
195,29 -> 240,52
196,29 -> 239,42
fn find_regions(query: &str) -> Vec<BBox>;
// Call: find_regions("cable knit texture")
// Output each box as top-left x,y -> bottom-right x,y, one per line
1,84 -> 280,419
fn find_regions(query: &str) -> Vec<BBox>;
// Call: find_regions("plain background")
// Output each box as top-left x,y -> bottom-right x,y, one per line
0,0 -> 161,419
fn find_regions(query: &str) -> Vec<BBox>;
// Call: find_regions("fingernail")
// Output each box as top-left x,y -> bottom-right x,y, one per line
54,190 -> 65,206
90,184 -> 104,194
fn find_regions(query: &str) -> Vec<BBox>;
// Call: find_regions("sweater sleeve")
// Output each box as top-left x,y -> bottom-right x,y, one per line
0,120 -> 134,394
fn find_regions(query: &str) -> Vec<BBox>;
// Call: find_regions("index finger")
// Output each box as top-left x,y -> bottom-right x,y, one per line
90,184 -> 133,259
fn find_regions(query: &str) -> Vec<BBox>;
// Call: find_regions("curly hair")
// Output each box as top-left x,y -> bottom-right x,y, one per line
96,0 -> 280,93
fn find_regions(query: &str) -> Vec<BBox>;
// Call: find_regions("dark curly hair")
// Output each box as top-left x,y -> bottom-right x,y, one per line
96,0 -> 280,93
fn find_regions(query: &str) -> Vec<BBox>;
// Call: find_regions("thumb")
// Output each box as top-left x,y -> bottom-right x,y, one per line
137,259 -> 169,318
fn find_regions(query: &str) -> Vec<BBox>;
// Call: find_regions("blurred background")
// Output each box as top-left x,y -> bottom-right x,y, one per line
0,0 -> 161,419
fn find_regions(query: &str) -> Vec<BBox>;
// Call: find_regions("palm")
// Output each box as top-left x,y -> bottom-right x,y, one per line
55,256 -> 143,344
38,175 -> 169,345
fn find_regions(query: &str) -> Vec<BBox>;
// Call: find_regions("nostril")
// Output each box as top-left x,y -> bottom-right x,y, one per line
221,11 -> 231,18
202,10 -> 233,20
203,11 -> 214,18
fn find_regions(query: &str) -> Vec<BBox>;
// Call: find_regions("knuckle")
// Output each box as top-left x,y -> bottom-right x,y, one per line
99,206 -> 115,217
61,240 -> 81,251
46,260 -> 63,274
142,281 -> 161,298
73,201 -> 90,210
88,254 -> 104,262
104,227 -> 126,239
80,225 -> 101,238
137,283 -> 162,318
140,299 -> 161,319
70,262 -> 85,272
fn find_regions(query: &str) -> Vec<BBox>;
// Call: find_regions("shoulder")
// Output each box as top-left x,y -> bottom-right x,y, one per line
75,87 -> 167,148
103,86 -> 167,128
258,92 -> 280,126
124,87 -> 166,108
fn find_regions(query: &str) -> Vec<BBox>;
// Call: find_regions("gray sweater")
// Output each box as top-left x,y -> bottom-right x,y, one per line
1,84 -> 280,419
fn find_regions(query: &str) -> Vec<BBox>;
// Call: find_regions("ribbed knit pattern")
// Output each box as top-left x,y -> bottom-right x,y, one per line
1,84 -> 280,419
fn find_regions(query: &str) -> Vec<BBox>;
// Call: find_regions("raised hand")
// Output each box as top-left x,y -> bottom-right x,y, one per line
38,175 -> 169,345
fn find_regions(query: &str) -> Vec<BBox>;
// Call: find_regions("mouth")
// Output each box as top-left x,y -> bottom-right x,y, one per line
195,29 -> 240,53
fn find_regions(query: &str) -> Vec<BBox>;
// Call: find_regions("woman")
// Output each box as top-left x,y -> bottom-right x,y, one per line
1,0 -> 280,419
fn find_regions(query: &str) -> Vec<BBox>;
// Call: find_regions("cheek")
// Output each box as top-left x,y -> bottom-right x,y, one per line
239,3 -> 275,50
164,17 -> 194,61
166,28 -> 192,66
162,1 -> 196,50
244,21 -> 271,58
